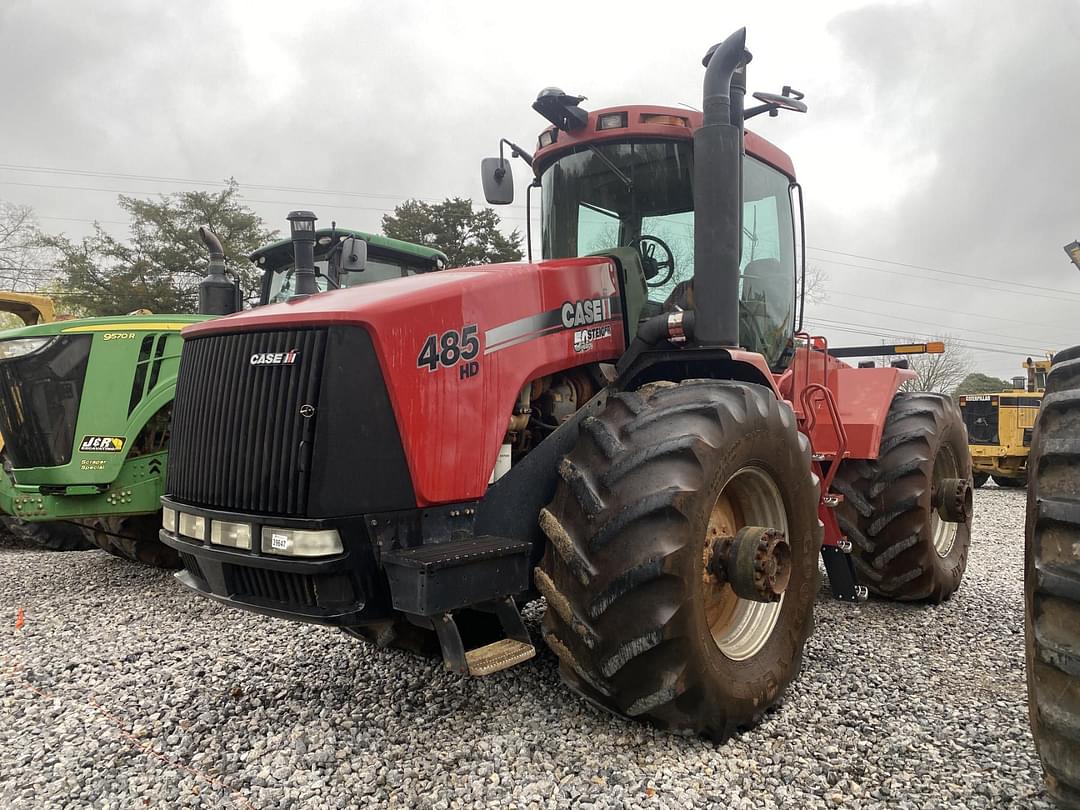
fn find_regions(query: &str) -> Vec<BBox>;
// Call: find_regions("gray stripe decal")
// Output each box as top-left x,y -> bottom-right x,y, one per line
484,309 -> 564,351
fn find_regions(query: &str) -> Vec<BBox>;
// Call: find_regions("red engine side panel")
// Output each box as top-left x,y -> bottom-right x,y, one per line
184,259 -> 625,506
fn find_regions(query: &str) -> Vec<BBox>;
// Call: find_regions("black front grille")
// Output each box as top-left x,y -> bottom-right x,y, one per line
0,335 -> 92,468
962,400 -> 999,445
168,325 -> 415,518
168,329 -> 327,515
226,564 -> 318,607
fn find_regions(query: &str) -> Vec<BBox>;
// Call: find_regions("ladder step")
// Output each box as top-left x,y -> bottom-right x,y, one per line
465,638 -> 536,676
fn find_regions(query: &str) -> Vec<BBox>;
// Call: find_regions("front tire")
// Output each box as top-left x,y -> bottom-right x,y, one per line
834,392 -> 972,602
537,380 -> 821,739
1025,348 -> 1080,808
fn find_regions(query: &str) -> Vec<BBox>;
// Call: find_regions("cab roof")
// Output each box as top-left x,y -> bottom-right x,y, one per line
250,228 -> 449,267
532,104 -> 796,180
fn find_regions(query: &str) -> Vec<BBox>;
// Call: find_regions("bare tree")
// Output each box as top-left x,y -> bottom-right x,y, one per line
0,202 -> 53,292
896,336 -> 973,393
801,264 -> 829,304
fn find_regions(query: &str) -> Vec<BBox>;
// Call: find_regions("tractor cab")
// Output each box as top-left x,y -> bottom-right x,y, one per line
252,228 -> 449,306
527,108 -> 799,371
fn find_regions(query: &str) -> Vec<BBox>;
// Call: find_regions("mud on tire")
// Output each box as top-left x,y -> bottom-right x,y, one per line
81,512 -> 180,569
537,380 -> 821,740
1025,347 -> 1080,808
833,392 -> 971,603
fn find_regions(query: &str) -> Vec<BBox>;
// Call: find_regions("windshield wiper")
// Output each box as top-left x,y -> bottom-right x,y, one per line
587,144 -> 632,192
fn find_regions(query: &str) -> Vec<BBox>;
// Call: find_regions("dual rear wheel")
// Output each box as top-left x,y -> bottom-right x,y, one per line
834,392 -> 972,602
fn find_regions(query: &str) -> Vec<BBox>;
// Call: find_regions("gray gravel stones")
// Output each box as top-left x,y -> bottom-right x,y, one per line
0,487 -> 1055,808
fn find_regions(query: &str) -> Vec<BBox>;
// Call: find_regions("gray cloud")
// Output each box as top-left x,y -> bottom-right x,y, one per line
1,0 -> 1077,377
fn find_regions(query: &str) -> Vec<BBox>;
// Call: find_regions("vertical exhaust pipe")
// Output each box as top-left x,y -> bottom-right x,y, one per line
692,28 -> 749,347
197,225 -> 239,316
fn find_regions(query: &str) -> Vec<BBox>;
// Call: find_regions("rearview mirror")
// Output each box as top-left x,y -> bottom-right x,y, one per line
481,157 -> 514,205
751,91 -> 807,114
340,237 -> 367,271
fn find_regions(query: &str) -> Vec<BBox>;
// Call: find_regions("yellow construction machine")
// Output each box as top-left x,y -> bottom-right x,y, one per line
961,355 -> 1052,487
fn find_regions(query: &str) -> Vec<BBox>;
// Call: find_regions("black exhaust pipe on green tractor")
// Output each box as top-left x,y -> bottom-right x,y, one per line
197,225 -> 240,316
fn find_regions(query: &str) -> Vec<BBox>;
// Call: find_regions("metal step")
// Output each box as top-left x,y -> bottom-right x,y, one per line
431,596 -> 535,676
465,638 -> 536,676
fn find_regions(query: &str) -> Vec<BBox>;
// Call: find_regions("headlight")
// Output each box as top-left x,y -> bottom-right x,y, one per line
178,512 -> 206,541
211,520 -> 252,550
261,527 -> 343,557
0,337 -> 53,360
161,506 -> 177,533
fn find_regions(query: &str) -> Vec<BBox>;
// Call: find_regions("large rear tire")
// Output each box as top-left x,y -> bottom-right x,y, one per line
81,513 -> 180,569
0,516 -> 94,551
1025,348 -> 1080,808
537,380 -> 821,739
833,392 -> 972,602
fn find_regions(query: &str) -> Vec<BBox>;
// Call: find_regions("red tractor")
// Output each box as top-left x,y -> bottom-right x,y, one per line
160,28 -> 972,739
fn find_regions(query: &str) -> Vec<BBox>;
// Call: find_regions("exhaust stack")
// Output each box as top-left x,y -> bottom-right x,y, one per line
692,28 -> 749,347
197,226 -> 239,316
287,210 -> 319,298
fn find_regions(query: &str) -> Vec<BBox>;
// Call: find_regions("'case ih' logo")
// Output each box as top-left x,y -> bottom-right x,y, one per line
561,297 -> 612,329
80,436 -> 125,452
250,350 -> 298,366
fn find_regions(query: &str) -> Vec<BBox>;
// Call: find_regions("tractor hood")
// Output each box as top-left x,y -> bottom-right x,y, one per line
173,257 -> 626,507
182,260 -> 622,343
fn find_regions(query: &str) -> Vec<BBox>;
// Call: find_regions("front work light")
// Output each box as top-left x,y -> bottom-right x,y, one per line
0,336 -> 53,360
261,526 -> 343,558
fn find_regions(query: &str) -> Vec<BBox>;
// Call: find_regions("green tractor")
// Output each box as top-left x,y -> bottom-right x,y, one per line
0,227 -> 447,565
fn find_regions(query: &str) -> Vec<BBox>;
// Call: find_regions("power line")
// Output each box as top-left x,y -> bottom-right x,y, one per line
806,316 -> 1046,357
810,298 -> 1073,351
810,254 -> 1080,303
0,178 -> 535,224
0,162 -> 532,211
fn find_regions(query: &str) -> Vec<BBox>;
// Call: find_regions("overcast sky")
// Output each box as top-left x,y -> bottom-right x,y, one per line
2,0 -> 1077,378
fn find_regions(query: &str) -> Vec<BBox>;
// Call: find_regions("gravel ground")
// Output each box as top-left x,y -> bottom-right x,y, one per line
0,486 -> 1054,809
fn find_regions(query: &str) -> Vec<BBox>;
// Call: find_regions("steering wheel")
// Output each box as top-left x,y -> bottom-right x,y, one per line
628,235 -> 676,288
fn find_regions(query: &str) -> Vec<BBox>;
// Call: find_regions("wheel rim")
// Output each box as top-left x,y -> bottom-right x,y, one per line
702,466 -> 787,662
931,444 -> 960,557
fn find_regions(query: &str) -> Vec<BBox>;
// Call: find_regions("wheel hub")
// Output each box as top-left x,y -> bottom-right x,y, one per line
933,477 -> 973,524
702,467 -> 788,662
705,525 -> 791,602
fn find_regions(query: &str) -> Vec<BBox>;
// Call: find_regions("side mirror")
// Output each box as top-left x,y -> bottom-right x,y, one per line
340,237 -> 367,271
481,157 -> 515,205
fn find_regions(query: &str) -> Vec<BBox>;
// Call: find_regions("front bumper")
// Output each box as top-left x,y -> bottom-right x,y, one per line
159,496 -> 391,627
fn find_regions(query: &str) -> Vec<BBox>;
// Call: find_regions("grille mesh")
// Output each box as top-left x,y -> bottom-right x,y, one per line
167,329 -> 327,515
226,565 -> 318,607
